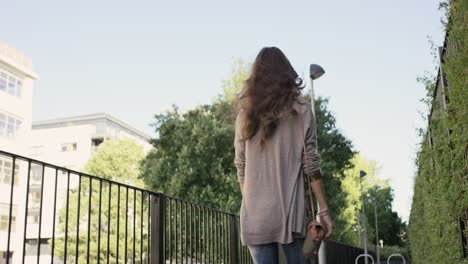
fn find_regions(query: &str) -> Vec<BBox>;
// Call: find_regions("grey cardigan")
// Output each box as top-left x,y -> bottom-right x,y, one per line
234,98 -> 322,245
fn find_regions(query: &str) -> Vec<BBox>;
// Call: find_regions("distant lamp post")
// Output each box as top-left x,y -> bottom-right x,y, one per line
374,200 -> 380,264
359,170 -> 369,264
356,210 -> 362,246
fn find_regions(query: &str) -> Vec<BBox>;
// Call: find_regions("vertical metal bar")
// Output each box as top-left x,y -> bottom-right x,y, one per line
21,161 -> 32,263
202,207 -> 205,264
151,194 -> 165,264
200,207 -> 203,264
125,187 -> 128,263
51,168 -> 58,264
182,202 -> 185,263
133,189 -> 136,264
229,215 -> 239,264
107,183 -> 111,264
214,210 -> 217,263
189,204 -> 192,264
5,157 -> 16,264
195,205 -> 198,263
87,178 -> 92,263
36,164 -> 45,263
76,176 -> 82,263
180,202 -> 187,264
141,191 -> 144,263
223,214 -> 229,263
117,185 -> 120,263
225,214 -> 228,263
98,179 -> 102,264
64,171 -> 71,263
169,198 -> 172,262
176,201 -> 179,264
147,193 -> 151,264
226,213 -> 229,263
219,212 -> 222,263
210,210 -> 214,264
86,178 -> 93,263
184,202 -> 187,263
208,209 -> 211,264
216,211 -> 219,264
218,212 -> 221,263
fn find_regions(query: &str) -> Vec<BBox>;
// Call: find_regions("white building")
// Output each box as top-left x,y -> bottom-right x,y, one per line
17,113 -> 153,263
0,42 -> 39,264
0,42 -> 153,263
30,113 -> 152,171
0,42 -> 38,154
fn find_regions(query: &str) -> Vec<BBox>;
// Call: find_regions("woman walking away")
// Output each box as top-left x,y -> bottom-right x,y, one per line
234,47 -> 334,264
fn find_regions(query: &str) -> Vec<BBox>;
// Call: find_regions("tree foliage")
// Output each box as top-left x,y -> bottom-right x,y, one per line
141,102 -> 240,212
363,185 -> 407,247
52,139 -> 148,263
339,154 -> 406,249
141,57 -> 407,251
141,59 -> 356,237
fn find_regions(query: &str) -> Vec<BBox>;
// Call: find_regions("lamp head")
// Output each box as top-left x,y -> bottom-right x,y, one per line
309,64 -> 325,80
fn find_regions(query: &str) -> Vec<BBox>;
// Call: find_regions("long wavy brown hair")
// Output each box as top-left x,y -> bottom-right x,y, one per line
237,47 -> 304,146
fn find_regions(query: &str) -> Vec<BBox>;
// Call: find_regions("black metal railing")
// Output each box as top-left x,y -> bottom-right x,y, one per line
0,150 -> 252,264
324,240 -> 376,264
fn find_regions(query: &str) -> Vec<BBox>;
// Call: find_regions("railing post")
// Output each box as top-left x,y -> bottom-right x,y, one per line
151,193 -> 165,264
229,214 -> 239,264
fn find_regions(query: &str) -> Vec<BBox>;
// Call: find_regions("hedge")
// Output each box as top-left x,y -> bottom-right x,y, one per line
408,0 -> 467,263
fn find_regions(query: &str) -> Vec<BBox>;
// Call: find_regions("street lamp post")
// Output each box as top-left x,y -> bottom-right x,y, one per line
374,201 -> 380,264
360,170 -> 369,264
356,211 -> 362,246
309,64 -> 326,264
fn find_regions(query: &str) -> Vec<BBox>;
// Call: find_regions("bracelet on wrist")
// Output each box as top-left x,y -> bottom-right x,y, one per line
317,210 -> 329,217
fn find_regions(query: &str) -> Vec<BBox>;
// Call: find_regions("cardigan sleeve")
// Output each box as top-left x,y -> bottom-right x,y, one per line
302,108 -> 322,180
234,112 -> 246,182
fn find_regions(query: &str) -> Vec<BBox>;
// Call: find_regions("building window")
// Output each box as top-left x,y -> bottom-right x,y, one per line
61,142 -> 77,152
30,164 -> 43,186
0,158 -> 19,185
0,112 -> 23,139
1,251 -> 13,264
8,76 -> 15,95
0,72 -> 6,92
16,80 -> 22,97
25,238 -> 50,255
91,138 -> 104,152
0,203 -> 16,232
27,209 -> 40,224
29,191 -> 41,210
0,70 -> 22,98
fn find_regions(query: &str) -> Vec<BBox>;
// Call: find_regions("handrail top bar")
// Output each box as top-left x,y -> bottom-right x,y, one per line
0,149 -> 160,196
0,149 -> 238,216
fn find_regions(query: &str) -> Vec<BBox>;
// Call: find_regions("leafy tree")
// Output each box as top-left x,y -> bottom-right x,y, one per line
340,154 -> 406,248
52,139 -> 148,264
217,57 -> 251,102
141,58 -> 357,244
141,102 -> 240,213
339,154 -> 382,245
363,186 -> 407,247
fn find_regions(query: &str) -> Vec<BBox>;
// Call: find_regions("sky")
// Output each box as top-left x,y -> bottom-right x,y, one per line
3,0 -> 446,222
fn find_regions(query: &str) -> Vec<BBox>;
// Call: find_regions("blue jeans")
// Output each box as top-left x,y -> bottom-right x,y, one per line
247,238 -> 311,264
